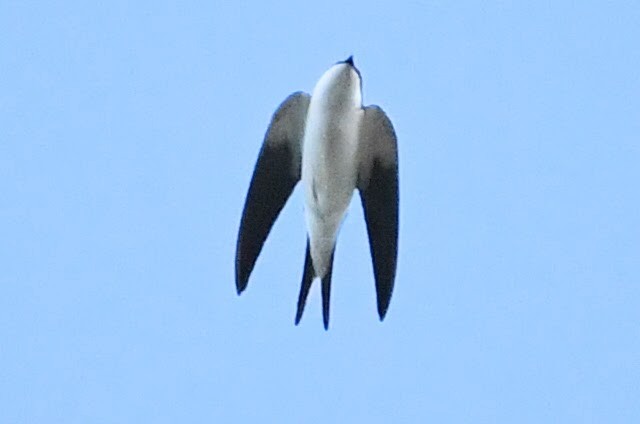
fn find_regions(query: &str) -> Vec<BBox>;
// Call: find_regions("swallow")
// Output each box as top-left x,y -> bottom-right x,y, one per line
235,56 -> 398,329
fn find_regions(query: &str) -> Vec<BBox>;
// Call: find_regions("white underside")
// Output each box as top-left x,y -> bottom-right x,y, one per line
301,70 -> 363,278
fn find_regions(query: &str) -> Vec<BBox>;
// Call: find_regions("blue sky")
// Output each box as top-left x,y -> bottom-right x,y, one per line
1,1 -> 639,422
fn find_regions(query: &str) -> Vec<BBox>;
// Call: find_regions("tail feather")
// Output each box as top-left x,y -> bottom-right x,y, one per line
295,239 -> 337,330
321,249 -> 336,330
295,239 -> 315,325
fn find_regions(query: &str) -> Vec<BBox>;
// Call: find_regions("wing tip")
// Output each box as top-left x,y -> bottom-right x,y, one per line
377,300 -> 390,321
235,280 -> 247,295
235,263 -> 248,295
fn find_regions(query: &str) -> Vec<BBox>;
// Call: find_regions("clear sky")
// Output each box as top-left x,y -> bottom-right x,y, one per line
1,1 -> 639,422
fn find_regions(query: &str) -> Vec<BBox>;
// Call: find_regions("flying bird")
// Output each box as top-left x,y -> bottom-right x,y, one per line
235,56 -> 398,329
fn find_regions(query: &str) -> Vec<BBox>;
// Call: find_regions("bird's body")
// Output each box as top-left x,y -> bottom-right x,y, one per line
302,62 -> 362,278
236,57 -> 398,329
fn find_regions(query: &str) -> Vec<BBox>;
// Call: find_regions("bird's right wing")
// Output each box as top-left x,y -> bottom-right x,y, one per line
235,92 -> 310,293
357,105 -> 399,320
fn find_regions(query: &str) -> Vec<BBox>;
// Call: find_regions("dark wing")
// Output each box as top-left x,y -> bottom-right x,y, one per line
357,106 -> 399,320
235,92 -> 310,293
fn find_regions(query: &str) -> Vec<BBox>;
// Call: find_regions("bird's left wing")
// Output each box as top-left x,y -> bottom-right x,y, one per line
235,92 -> 310,294
357,105 -> 399,320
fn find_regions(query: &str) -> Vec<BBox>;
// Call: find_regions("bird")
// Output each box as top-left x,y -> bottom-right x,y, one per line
235,56 -> 398,330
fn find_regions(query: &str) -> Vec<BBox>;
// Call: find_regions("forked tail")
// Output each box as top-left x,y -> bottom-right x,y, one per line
295,238 -> 336,330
